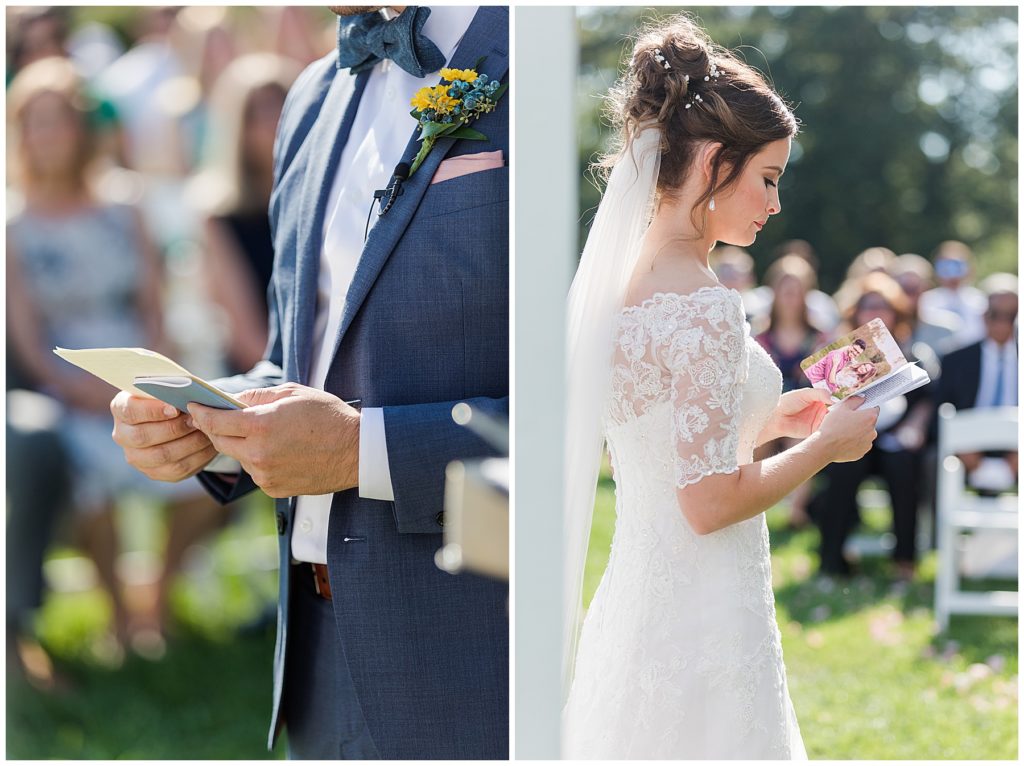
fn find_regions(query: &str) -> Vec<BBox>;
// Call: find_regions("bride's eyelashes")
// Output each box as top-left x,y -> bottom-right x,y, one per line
764,178 -> 778,188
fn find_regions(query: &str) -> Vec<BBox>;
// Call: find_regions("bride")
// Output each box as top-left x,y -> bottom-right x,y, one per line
562,14 -> 879,759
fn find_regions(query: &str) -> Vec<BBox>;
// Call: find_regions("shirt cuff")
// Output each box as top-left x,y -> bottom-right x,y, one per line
358,407 -> 395,501
204,453 -> 241,474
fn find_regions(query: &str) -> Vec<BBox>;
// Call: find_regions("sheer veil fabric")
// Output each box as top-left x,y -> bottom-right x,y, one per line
563,127 -> 662,698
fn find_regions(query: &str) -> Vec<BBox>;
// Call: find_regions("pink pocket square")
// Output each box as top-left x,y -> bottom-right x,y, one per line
430,150 -> 505,184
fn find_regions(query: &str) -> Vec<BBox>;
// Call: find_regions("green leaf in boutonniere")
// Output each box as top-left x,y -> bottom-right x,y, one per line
408,61 -> 508,177
445,126 -> 487,141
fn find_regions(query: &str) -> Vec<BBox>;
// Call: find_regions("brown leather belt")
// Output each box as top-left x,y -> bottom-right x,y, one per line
310,563 -> 332,600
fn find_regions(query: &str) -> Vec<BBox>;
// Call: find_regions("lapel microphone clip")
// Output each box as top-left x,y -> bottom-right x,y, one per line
365,161 -> 410,241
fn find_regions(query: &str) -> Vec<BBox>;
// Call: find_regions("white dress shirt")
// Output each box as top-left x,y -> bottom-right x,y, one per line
291,6 -> 479,565
975,338 -> 1018,408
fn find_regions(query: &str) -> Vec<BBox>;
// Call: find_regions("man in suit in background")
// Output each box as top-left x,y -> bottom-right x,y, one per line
920,240 -> 989,349
110,6 -> 508,759
935,273 -> 1018,493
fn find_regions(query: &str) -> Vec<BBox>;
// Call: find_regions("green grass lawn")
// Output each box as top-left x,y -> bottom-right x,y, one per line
7,495 -> 287,759
10,472 -> 1018,759
585,466 -> 1018,760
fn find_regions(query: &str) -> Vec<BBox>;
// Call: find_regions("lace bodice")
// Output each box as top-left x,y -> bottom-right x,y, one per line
563,286 -> 805,759
607,287 -> 783,486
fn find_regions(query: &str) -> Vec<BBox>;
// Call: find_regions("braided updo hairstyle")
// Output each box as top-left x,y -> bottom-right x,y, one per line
602,13 -> 798,231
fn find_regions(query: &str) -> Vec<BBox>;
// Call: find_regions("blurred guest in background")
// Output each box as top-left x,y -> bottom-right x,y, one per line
709,245 -> 766,323
6,6 -> 69,79
264,6 -> 332,66
833,246 -> 897,319
755,256 -> 829,385
891,253 -> 959,545
920,240 -> 987,349
6,389 -> 71,690
846,246 -> 897,281
6,56 -> 217,654
92,4 -> 188,175
190,53 -> 301,374
763,239 -> 840,332
771,237 -> 817,264
892,252 -> 961,358
165,6 -> 239,174
935,273 -> 1018,494
6,6 -> 126,169
65,18 -> 125,81
812,272 -> 936,580
754,255 -> 829,528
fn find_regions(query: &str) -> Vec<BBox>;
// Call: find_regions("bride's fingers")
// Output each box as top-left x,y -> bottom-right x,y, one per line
806,388 -> 832,403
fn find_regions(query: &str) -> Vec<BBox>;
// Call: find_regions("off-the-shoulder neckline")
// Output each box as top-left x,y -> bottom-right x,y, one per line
619,285 -> 743,316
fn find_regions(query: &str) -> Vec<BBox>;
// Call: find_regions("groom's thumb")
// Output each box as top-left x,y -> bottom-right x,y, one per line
236,386 -> 291,407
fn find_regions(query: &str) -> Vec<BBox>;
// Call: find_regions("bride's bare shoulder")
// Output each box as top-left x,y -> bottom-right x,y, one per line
622,267 -> 723,310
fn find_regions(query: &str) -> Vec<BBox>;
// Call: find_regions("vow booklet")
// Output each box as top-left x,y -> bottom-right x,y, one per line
53,347 -> 246,408
800,318 -> 930,408
54,347 -> 245,473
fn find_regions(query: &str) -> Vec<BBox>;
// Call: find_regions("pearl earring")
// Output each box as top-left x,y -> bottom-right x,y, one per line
709,196 -> 716,211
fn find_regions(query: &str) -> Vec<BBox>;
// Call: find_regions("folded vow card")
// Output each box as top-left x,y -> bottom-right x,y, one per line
53,347 -> 246,409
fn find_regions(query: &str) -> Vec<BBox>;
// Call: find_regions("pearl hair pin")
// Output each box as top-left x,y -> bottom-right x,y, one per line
685,61 -> 720,110
653,48 -> 671,70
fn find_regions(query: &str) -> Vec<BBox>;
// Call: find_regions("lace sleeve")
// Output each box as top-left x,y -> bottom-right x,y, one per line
655,290 -> 748,488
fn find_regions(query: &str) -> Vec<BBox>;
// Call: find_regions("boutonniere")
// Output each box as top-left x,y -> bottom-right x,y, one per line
408,58 -> 508,177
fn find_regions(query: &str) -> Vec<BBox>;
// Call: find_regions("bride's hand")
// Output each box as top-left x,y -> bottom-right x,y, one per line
816,395 -> 879,463
768,388 -> 832,440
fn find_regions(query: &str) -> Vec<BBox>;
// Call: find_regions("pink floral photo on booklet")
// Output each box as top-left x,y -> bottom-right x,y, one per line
801,318 -> 912,402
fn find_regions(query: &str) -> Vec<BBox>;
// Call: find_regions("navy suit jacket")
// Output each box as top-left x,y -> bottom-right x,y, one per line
936,341 -> 983,412
198,7 -> 508,758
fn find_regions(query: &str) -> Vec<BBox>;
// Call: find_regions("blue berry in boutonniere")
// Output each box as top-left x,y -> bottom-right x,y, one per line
408,58 -> 508,177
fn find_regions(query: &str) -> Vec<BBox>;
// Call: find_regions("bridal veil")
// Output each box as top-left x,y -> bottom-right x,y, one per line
563,127 -> 661,699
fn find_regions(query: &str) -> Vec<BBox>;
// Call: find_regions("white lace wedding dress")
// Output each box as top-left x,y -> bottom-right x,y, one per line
563,286 -> 807,759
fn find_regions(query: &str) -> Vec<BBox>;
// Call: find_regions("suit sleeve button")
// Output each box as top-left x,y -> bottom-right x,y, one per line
276,511 -> 287,535
435,512 -> 444,528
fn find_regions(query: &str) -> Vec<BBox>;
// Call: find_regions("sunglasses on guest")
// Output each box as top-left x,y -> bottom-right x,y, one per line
985,308 -> 1018,323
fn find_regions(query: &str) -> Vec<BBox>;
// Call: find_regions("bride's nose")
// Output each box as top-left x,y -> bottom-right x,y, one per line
767,187 -> 781,216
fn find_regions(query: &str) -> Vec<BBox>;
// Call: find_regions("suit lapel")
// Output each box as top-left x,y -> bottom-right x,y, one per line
326,6 -> 509,362
293,69 -> 371,385
967,342 -> 983,407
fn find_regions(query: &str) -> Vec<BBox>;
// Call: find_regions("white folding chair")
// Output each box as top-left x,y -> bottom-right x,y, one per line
934,404 -> 1019,632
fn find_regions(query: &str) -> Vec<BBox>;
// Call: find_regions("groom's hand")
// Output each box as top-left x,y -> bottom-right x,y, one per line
186,383 -> 361,498
110,391 -> 218,481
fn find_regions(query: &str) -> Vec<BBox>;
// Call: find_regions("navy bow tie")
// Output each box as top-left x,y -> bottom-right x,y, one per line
335,6 -> 445,78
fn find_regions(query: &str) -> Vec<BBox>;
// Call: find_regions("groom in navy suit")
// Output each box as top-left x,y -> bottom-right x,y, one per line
110,6 -> 508,759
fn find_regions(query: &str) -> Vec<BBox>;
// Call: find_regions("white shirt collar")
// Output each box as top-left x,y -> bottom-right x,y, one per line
420,5 -> 479,66
982,337 -> 1016,357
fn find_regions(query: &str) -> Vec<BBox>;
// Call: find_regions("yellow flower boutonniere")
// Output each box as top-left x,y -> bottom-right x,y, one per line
408,57 -> 508,177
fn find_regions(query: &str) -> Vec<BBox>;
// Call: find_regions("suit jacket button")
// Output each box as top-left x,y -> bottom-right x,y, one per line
276,512 -> 287,536
435,512 -> 444,528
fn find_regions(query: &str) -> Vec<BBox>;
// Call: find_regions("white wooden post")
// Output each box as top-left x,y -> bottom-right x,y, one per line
514,5 -> 577,760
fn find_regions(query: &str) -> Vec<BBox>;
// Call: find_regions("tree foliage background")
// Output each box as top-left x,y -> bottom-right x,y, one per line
577,6 -> 1018,292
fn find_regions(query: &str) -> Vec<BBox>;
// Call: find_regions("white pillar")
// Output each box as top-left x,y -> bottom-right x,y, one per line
514,5 -> 577,760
